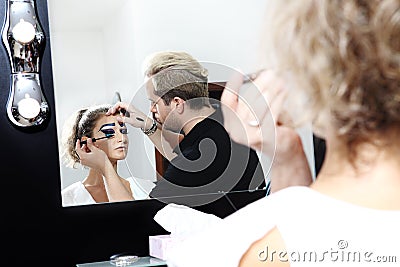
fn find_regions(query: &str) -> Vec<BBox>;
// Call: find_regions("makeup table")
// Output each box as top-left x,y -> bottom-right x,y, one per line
76,256 -> 167,267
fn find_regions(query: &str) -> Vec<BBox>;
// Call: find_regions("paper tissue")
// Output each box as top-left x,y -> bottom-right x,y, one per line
149,203 -> 222,260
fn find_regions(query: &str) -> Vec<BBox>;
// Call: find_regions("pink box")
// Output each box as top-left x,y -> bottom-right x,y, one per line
149,234 -> 175,260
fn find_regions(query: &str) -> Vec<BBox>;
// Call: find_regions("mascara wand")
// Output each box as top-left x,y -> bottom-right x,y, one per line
80,134 -> 115,145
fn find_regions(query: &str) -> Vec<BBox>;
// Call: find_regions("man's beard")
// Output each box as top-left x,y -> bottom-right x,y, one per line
162,112 -> 183,134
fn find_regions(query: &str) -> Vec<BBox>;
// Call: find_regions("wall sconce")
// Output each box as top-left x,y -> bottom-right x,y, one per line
1,0 -> 49,127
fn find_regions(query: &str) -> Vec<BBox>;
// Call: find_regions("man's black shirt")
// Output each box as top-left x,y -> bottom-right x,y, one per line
149,105 -> 266,206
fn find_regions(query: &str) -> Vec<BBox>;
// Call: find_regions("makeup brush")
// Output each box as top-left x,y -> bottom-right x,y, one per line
80,134 -> 115,145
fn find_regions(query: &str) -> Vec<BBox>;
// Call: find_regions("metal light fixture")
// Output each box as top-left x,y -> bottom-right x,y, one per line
1,0 -> 49,127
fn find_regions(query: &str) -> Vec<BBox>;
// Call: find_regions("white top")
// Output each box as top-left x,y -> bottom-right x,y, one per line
166,186 -> 400,267
61,177 -> 155,207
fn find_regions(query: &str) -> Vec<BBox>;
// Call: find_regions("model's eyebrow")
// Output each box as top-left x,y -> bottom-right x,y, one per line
99,123 -> 115,130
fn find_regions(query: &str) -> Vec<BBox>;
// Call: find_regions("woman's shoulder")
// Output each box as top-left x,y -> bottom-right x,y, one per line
61,181 -> 92,207
165,186 -> 320,267
126,177 -> 155,200
61,181 -> 84,194
165,190 -> 291,267
126,177 -> 155,188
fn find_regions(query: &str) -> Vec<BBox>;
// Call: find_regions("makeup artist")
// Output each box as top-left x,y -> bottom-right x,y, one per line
107,51 -> 266,207
60,104 -> 155,206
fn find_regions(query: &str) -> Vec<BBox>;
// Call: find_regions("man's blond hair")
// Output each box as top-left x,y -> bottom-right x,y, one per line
142,51 -> 210,109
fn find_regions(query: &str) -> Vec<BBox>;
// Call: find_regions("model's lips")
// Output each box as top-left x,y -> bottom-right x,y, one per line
115,146 -> 127,150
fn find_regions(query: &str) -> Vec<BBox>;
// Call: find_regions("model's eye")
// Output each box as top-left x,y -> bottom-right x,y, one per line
100,129 -> 115,136
120,128 -> 128,134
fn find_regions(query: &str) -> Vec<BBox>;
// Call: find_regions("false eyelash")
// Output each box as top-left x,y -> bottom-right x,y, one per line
100,129 -> 115,135
100,128 -> 128,136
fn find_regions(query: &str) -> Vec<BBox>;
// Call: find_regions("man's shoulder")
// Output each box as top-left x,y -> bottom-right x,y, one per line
188,115 -> 260,159
181,116 -> 231,150
201,115 -> 227,133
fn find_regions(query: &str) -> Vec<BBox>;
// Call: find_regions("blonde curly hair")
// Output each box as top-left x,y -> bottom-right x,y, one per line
265,0 -> 400,158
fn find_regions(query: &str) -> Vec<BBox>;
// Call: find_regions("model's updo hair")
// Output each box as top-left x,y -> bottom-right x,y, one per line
61,104 -> 112,168
265,0 -> 400,158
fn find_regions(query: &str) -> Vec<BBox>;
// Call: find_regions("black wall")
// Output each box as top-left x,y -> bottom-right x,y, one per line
1,1 -> 168,266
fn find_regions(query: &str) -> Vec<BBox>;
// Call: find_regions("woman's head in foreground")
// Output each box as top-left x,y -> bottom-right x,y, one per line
265,0 -> 400,158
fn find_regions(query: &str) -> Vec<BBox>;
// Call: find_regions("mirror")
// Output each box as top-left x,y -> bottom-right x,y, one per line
47,0 -> 315,207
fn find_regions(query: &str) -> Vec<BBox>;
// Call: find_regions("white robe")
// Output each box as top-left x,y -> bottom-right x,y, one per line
61,177 -> 155,207
166,186 -> 400,267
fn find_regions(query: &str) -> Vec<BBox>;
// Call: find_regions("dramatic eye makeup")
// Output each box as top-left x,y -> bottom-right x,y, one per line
100,128 -> 116,137
98,122 -> 128,136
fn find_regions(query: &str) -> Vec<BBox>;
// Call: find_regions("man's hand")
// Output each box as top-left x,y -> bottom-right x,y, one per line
106,101 -> 154,131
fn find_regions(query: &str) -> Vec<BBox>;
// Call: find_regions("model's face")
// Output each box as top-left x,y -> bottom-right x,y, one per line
92,114 -> 129,162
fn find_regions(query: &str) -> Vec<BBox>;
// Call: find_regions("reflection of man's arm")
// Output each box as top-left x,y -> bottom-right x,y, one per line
144,119 -> 184,161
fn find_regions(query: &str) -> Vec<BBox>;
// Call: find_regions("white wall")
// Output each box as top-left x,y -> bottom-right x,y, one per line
48,0 -> 315,192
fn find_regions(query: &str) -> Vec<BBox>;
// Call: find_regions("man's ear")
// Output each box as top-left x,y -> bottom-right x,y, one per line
173,97 -> 185,114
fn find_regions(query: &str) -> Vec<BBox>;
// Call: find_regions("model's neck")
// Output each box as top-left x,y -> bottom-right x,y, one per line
85,162 -> 118,185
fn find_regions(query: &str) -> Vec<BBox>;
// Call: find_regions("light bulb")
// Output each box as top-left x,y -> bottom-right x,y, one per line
12,18 -> 36,44
3,1 -> 49,127
17,93 -> 41,119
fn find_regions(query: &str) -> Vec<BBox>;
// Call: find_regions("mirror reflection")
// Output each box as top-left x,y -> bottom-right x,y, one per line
60,103 -> 156,206
48,0 -> 314,207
